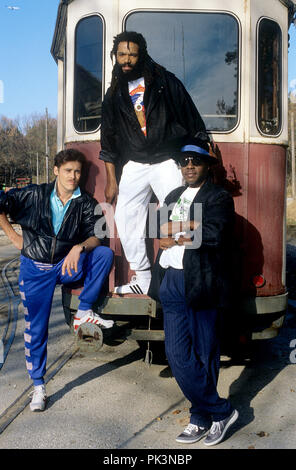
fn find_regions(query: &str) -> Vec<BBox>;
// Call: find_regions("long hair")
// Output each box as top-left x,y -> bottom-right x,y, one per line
109,31 -> 165,94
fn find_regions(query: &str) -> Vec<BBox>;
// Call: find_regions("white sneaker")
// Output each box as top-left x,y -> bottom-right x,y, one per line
29,384 -> 47,412
113,275 -> 151,295
73,310 -> 114,333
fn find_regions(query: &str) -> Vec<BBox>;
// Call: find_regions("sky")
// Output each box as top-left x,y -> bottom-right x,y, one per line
0,0 -> 60,122
289,22 -> 296,97
1,1 -> 296,123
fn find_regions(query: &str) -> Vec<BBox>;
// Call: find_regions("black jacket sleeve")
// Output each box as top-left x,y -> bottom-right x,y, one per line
0,185 -> 37,222
99,92 -> 119,165
78,197 -> 106,243
164,72 -> 207,139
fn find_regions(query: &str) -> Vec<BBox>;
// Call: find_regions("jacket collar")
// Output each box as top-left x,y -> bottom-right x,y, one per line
45,180 -> 83,199
173,178 -> 214,204
178,177 -> 213,203
191,178 -> 215,204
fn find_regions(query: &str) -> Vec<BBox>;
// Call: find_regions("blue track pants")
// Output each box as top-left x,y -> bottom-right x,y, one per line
159,267 -> 233,428
19,246 -> 113,385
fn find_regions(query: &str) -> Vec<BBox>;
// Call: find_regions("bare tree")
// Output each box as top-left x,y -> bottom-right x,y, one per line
0,113 -> 57,187
23,112 -> 57,183
0,117 -> 31,186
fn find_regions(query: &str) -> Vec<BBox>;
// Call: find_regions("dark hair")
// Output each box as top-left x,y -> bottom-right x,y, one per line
54,148 -> 86,169
109,31 -> 165,94
110,31 -> 148,62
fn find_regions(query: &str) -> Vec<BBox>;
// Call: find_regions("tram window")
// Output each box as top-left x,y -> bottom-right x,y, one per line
125,12 -> 239,132
257,19 -> 282,136
74,16 -> 103,133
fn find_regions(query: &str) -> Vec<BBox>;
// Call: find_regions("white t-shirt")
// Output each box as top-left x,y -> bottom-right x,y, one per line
159,186 -> 200,269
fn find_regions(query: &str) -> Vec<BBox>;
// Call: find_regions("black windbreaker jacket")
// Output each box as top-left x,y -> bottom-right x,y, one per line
99,65 -> 207,166
0,181 -> 103,264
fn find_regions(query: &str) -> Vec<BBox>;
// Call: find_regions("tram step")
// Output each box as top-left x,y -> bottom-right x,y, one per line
126,329 -> 165,342
62,287 -> 158,318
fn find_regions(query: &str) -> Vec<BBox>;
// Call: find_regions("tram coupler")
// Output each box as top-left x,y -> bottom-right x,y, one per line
75,323 -> 103,353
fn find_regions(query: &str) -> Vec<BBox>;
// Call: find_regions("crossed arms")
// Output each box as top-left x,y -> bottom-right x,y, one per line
159,220 -> 199,249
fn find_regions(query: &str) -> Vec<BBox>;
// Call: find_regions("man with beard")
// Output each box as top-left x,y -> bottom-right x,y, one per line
100,31 -> 207,295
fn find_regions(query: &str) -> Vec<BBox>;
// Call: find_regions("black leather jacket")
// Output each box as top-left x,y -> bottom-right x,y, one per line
100,64 -> 207,166
0,181 -> 103,264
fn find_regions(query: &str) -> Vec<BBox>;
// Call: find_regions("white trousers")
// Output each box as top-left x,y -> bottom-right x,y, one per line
114,159 -> 183,271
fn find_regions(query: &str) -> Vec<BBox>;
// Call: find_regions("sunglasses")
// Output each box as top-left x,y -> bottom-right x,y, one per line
179,155 -> 204,168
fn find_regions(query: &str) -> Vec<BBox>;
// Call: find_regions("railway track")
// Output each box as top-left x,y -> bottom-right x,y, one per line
0,257 -> 20,371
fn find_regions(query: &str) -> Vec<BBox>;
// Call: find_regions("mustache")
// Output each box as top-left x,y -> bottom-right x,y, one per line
113,62 -> 144,83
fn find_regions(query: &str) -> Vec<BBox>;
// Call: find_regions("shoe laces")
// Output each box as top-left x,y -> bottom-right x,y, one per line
183,423 -> 199,434
209,421 -> 221,434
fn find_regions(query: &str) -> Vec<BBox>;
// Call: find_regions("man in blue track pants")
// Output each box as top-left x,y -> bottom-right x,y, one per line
0,148 -> 114,411
149,137 -> 239,446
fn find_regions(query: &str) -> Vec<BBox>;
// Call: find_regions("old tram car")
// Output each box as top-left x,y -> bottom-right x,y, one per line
51,0 -> 296,352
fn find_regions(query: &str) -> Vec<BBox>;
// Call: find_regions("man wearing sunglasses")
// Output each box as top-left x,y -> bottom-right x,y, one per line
149,137 -> 239,447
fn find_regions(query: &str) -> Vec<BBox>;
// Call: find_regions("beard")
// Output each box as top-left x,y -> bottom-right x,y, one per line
114,60 -> 144,83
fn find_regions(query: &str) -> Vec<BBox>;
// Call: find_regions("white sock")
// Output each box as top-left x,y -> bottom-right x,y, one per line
75,309 -> 90,319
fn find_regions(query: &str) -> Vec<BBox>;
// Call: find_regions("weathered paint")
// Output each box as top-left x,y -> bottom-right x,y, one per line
213,141 -> 286,298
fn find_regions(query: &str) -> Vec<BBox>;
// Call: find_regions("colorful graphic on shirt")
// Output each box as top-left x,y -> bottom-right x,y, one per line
171,194 -> 198,221
129,78 -> 147,136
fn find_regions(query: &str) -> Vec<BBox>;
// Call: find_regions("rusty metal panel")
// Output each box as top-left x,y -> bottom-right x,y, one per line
247,143 -> 286,296
213,141 -> 286,298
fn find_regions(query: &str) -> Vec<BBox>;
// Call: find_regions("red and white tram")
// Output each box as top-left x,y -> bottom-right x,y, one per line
51,0 -> 296,349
